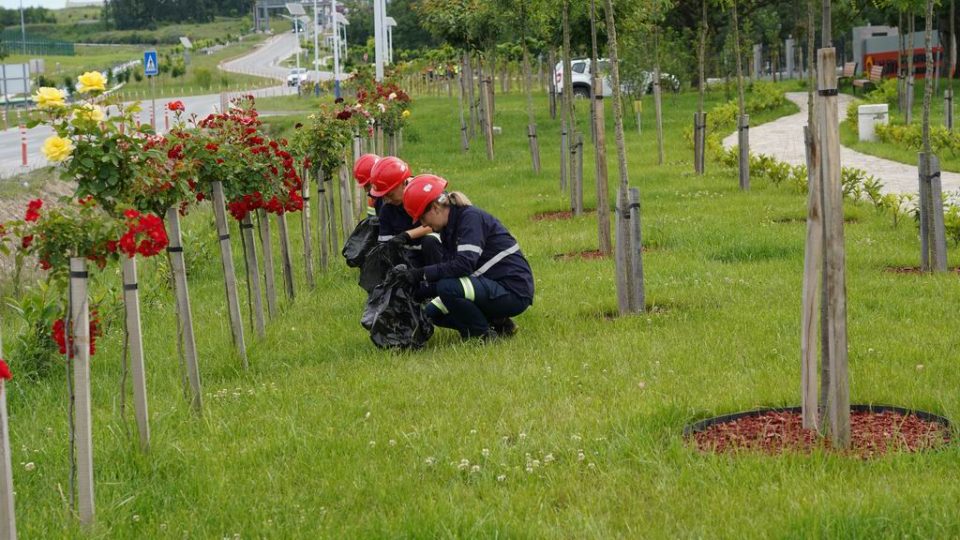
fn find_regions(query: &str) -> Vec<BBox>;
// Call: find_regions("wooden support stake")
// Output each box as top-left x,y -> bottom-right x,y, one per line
817,47 -> 850,449
240,215 -> 266,338
800,126 -> 822,431
326,171 -> 339,255
301,171 -> 316,288
121,257 -> 150,451
918,153 -> 933,271
528,124 -> 541,173
653,77 -> 665,165
570,132 -> 581,214
256,209 -> 279,317
548,50 -> 558,120
466,53 -> 477,138
70,257 -> 95,525
560,124 -> 568,191
211,181 -> 248,367
459,53 -> 470,152
165,209 -> 203,412
339,164 -> 354,238
946,89 -> 954,130
317,170 -> 329,270
614,190 -> 632,315
277,213 -> 296,301
628,187 -> 645,312
0,323 -> 17,540
738,114 -> 751,190
698,112 -> 708,174
483,78 -> 495,160
594,92 -> 612,256
920,152 -> 949,271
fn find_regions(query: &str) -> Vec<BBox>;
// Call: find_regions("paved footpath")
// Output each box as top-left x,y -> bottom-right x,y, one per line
722,92 -> 960,195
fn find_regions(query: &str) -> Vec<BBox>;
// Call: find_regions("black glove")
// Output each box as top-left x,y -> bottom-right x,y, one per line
391,264 -> 424,285
388,232 -> 411,246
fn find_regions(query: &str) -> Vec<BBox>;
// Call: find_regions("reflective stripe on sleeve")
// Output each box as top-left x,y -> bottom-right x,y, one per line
430,297 -> 449,314
459,277 -> 475,301
378,235 -> 394,242
367,206 -> 376,216
472,243 -> 520,277
457,244 -> 483,254
427,232 -> 441,241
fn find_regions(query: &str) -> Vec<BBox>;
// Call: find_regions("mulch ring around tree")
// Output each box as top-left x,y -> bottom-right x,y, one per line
686,406 -> 950,459
555,247 -> 653,261
531,209 -> 596,221
884,266 -> 960,275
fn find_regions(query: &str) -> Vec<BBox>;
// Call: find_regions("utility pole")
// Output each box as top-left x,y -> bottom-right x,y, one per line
374,0 -> 385,81
314,0 -> 321,97
332,0 -> 341,98
19,0 -> 26,56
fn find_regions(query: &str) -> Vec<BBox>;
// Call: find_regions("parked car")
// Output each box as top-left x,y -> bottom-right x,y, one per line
555,58 -> 681,97
287,68 -> 309,87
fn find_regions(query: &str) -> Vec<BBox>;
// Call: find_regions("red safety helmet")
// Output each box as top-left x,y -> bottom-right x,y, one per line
353,153 -> 380,186
369,156 -> 412,197
403,174 -> 448,222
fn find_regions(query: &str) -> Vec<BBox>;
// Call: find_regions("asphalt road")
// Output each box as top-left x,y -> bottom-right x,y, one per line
0,32 -> 327,179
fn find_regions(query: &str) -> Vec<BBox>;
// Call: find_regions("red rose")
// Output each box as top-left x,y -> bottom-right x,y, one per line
205,143 -> 219,152
0,359 -> 12,381
25,199 -> 43,222
167,101 -> 185,112
21,235 -> 33,249
124,209 -> 140,219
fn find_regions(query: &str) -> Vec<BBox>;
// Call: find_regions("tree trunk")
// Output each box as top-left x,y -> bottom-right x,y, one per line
924,0 -> 935,154
466,52 -> 477,139
459,51 -> 470,151
562,0 -> 581,213
696,0 -> 708,175
909,13 -> 916,124
731,0 -> 749,190
603,0 -> 642,314
591,0 -> 612,255
523,37 -> 541,173
654,28 -> 665,166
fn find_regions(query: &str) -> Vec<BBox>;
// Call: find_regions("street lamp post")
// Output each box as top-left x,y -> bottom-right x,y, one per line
19,0 -> 27,56
332,0 -> 342,98
374,0 -> 385,81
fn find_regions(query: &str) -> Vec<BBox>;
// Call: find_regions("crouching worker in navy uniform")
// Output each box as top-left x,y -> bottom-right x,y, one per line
396,174 -> 534,340
368,156 -> 443,266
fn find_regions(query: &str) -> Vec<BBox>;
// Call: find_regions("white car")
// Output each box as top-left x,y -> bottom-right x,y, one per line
287,68 -> 309,87
555,58 -> 680,97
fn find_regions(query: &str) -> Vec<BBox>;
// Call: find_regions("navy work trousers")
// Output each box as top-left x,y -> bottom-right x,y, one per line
424,276 -> 531,338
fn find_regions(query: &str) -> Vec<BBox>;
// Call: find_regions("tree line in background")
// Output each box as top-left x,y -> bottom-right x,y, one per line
103,0 -> 252,29
0,7 -> 56,27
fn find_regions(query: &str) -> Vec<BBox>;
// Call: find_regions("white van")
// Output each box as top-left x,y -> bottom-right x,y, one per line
554,58 -> 680,97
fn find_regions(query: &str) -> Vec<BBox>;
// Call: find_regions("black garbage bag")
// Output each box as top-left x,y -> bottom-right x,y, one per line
342,216 -> 380,268
359,240 -> 413,293
361,265 -> 434,349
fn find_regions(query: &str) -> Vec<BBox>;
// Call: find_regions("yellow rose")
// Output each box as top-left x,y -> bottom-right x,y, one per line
73,104 -> 105,122
33,87 -> 66,109
401,110 -> 411,119
77,71 -> 107,94
42,136 -> 74,163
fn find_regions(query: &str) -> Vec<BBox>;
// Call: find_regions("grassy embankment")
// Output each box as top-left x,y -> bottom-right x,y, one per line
6,81 -> 960,538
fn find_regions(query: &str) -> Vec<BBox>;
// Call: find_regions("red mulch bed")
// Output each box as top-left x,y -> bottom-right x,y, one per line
885,266 -> 960,275
532,209 -> 596,221
690,409 -> 950,458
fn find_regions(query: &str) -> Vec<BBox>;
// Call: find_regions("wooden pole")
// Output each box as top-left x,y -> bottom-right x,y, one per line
317,170 -> 329,270
946,90 -> 954,130
738,114 -> 750,190
817,47 -> 850,449
466,52 -> 477,138
121,257 -> 150,451
325,170 -> 339,254
571,132 -> 583,214
800,126 -> 822,431
548,49 -> 558,120
483,76 -> 495,160
256,210 -> 279,317
0,324 -> 17,540
523,37 -> 540,173
628,187 -> 645,312
277,213 -> 296,301
918,153 -> 933,271
594,87 -> 613,256
165,208 -> 203,412
70,257 -> 95,525
919,153 -> 949,271
459,52 -> 470,152
301,170 -> 316,288
653,67 -> 665,165
614,191 -> 631,314
339,164 -> 355,237
694,113 -> 702,174
211,181 -> 248,367
240,215 -> 266,338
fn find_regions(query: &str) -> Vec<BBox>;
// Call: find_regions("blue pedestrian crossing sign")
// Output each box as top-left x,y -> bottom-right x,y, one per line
144,50 -> 159,77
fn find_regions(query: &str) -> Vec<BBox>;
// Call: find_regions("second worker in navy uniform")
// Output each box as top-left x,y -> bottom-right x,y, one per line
367,156 -> 443,267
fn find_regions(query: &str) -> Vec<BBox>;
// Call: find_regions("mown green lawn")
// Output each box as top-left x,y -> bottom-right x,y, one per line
5,82 -> 960,538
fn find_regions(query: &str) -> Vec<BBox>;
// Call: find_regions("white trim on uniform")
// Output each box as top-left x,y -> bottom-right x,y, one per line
459,277 -> 475,301
430,297 -> 449,314
457,244 -> 483,254
472,243 -> 520,277
378,235 -> 394,242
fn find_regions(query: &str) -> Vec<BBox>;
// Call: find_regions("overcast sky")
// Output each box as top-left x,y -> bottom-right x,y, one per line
0,1 -> 69,9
